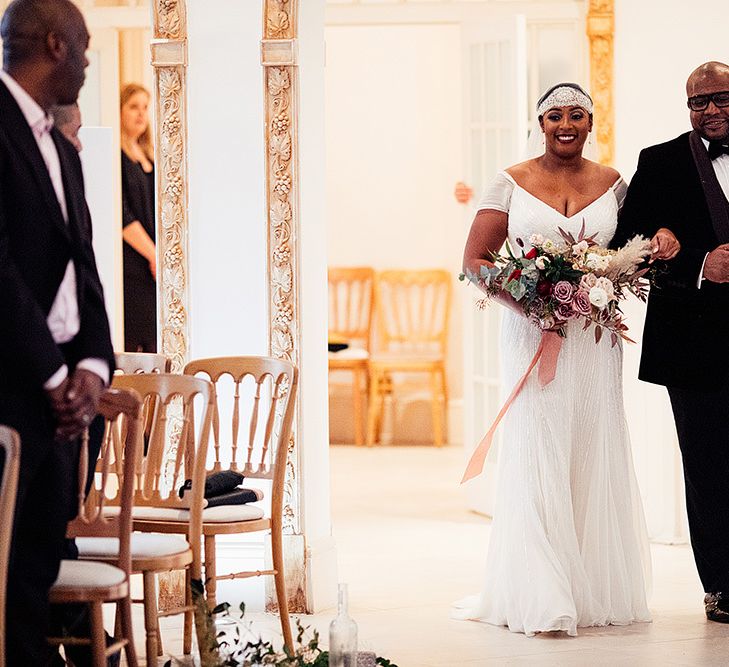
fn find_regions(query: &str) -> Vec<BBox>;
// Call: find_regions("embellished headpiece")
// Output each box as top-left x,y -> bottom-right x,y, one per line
536,84 -> 593,118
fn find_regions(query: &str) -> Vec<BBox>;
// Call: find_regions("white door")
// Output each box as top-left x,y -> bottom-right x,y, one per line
462,16 -> 527,516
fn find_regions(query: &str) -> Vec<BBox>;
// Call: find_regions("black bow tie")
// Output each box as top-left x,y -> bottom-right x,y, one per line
708,141 -> 729,160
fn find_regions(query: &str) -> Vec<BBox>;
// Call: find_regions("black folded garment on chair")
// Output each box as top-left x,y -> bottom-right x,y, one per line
204,488 -> 263,508
178,470 -> 244,500
178,470 -> 263,508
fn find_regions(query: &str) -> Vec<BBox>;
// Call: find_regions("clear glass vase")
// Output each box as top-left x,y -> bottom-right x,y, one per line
329,583 -> 358,667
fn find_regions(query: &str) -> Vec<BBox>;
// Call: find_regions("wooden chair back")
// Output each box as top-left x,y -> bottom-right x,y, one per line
110,373 -> 214,578
183,357 -> 298,522
374,269 -> 451,355
0,426 -> 19,667
328,267 -> 375,350
69,389 -> 143,581
115,352 -> 171,375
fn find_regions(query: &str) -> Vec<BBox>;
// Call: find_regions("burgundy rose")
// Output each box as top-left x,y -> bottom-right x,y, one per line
536,280 -> 553,297
571,289 -> 592,316
555,301 -> 575,321
553,280 -> 574,304
524,247 -> 538,260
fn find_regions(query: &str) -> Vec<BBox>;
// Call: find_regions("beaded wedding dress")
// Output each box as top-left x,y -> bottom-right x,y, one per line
453,171 -> 652,636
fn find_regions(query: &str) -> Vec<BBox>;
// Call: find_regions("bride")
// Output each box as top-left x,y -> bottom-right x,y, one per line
454,83 -> 680,636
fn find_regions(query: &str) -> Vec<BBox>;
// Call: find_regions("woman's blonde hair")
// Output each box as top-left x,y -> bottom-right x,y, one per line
120,83 -> 153,161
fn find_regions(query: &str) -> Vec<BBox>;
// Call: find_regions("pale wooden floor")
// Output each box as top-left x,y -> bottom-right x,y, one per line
116,445 -> 728,666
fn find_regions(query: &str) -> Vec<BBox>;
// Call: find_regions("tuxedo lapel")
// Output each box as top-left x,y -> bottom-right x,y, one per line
0,80 -> 70,242
689,130 -> 729,244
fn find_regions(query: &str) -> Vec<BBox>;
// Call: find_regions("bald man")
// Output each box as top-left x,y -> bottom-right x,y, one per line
612,61 -> 729,623
0,0 -> 114,662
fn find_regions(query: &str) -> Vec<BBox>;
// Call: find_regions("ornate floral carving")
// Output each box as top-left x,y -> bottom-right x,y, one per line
266,0 -> 294,40
154,65 -> 189,373
155,0 -> 185,40
587,0 -> 615,165
264,1 -> 300,537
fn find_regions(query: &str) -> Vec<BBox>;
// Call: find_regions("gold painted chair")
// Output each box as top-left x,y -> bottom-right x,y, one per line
328,267 -> 375,445
114,352 -> 171,375
0,426 -> 20,667
77,374 -> 214,665
367,270 -> 451,447
171,356 -> 299,652
48,388 -> 142,667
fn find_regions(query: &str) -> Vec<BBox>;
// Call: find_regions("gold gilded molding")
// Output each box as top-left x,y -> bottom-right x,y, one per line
152,0 -> 189,374
263,0 -> 307,612
587,0 -> 615,166
264,0 -> 300,539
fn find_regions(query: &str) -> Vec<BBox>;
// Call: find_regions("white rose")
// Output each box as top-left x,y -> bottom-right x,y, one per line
595,276 -> 615,300
585,252 -> 611,272
529,233 -> 545,246
543,239 -> 556,252
589,286 -> 609,310
572,240 -> 589,256
535,256 -> 549,270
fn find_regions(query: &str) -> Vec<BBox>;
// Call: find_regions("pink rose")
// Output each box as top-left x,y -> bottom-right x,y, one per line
579,273 -> 598,291
553,280 -> 574,304
571,289 -> 592,316
555,302 -> 575,321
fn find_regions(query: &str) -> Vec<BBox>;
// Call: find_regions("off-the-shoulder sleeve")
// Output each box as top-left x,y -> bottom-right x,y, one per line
613,177 -> 628,212
476,171 -> 515,213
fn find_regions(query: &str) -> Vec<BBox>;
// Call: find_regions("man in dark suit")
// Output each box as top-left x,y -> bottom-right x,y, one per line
612,61 -> 729,623
0,0 -> 115,663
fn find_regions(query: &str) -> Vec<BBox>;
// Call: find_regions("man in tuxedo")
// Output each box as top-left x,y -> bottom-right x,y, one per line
0,0 -> 115,663
612,61 -> 729,623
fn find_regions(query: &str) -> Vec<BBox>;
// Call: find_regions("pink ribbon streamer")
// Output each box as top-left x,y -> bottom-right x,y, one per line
461,331 -> 563,484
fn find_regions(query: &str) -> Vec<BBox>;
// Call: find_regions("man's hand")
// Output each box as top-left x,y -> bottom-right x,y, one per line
703,243 -> 729,283
51,369 -> 104,442
650,228 -> 681,261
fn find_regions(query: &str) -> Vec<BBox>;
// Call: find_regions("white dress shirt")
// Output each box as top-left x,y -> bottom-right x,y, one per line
0,71 -> 108,388
696,137 -> 729,287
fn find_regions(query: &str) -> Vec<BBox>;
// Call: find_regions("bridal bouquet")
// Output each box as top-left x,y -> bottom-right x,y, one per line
461,224 -> 653,347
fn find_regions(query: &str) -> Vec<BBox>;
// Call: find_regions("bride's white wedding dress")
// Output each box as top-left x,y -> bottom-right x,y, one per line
453,171 -> 652,636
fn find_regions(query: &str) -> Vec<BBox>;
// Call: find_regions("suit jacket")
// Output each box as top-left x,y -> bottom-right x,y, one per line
0,79 -> 114,443
612,131 -> 729,389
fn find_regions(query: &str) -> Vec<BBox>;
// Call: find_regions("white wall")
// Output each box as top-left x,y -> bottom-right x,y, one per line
187,0 -> 267,359
614,0 -> 729,179
613,0 -> 729,542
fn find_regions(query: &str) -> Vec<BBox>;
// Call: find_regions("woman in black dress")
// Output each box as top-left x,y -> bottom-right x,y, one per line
120,83 -> 157,352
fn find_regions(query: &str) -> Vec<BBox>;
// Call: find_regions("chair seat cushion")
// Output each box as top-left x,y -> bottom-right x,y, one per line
329,348 -> 369,361
103,503 -> 266,523
53,559 -> 126,589
77,533 -> 190,559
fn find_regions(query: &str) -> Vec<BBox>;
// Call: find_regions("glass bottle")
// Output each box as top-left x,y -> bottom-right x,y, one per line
329,583 -> 358,667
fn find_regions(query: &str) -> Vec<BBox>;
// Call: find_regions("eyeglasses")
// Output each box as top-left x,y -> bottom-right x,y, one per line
687,91 -> 729,112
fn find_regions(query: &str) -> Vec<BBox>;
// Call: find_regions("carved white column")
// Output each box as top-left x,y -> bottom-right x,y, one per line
152,1 -> 189,373
262,0 -> 310,614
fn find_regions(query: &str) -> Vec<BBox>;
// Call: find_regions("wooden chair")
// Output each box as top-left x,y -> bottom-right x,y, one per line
141,356 -> 298,652
48,388 -> 143,667
115,352 -> 171,375
367,270 -> 451,447
0,426 -> 20,667
328,267 -> 375,445
76,374 -> 214,665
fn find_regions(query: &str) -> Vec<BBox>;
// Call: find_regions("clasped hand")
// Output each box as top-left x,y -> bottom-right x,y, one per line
650,228 -> 681,261
46,368 -> 104,442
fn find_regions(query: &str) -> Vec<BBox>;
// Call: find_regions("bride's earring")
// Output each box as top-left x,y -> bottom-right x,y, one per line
541,133 -> 545,146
